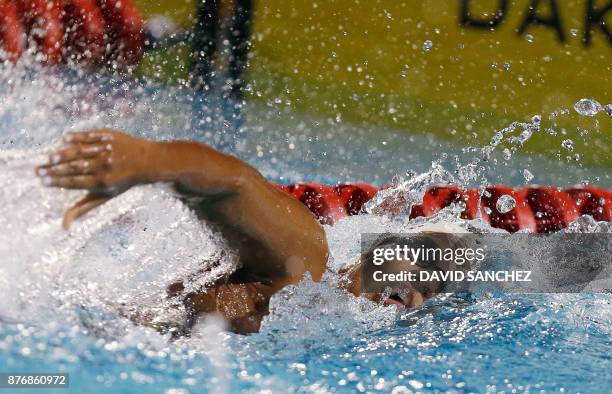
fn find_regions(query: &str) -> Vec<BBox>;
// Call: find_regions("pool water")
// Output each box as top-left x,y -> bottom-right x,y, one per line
0,63 -> 610,393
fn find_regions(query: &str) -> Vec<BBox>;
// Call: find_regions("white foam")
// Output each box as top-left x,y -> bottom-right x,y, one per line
0,150 -> 238,327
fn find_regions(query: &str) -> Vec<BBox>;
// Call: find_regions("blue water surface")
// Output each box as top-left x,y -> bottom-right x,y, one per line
0,68 -> 610,393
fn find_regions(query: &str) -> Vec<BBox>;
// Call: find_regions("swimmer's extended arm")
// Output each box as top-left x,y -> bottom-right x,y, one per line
35,129 -> 328,284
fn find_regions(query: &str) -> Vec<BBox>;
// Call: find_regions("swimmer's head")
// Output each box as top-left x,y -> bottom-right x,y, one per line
339,232 -> 465,309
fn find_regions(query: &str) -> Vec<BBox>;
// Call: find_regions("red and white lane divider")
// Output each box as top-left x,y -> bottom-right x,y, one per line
0,0 -> 143,66
276,183 -> 611,233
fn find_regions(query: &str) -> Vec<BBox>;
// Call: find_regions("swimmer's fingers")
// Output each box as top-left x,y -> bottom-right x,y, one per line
42,175 -> 106,190
44,143 -> 110,166
63,192 -> 112,229
63,130 -> 114,144
37,157 -> 110,177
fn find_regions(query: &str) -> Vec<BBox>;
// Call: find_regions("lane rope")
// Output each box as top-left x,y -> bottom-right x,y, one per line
277,183 -> 611,232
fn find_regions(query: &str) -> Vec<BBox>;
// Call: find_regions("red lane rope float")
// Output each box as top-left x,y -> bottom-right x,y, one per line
278,183 -> 611,233
17,0 -> 64,64
482,186 -> 537,233
564,186 -> 610,222
96,0 -> 144,66
0,0 -> 143,66
274,183 -> 347,225
523,186 -> 580,233
63,0 -> 105,64
335,183 -> 379,215
0,0 -> 25,62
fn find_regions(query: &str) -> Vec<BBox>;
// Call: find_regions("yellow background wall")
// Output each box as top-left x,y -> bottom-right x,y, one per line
136,0 -> 611,167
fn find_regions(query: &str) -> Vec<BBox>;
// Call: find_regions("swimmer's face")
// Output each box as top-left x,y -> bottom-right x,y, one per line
339,256 -> 445,310
339,234 -> 454,310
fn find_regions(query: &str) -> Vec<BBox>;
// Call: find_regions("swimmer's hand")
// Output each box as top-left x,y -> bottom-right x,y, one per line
35,128 -> 329,287
36,129 -> 155,229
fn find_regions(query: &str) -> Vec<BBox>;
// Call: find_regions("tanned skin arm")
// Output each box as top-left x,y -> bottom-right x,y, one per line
35,129 -> 329,292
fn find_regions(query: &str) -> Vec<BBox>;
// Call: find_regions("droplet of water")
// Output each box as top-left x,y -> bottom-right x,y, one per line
522,169 -> 534,183
496,195 -> 516,214
604,104 -> 612,116
422,40 -> 433,52
457,163 -> 478,184
525,34 -> 534,43
484,206 -> 492,215
565,214 -> 610,233
561,139 -> 574,151
573,98 -> 602,116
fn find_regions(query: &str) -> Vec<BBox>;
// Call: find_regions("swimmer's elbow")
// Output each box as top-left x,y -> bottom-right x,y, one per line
283,226 -> 328,284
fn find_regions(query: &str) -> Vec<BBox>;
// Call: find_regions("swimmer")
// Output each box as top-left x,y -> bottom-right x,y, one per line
35,128 -> 452,334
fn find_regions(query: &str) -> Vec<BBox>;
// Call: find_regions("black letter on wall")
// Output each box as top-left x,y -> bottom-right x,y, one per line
518,0 -> 566,43
460,0 -> 509,29
584,0 -> 612,46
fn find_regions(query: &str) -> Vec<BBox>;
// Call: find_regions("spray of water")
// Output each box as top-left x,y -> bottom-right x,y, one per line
0,60 -> 610,392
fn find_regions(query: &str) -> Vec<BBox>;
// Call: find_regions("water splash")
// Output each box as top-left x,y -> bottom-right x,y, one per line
573,98 -> 602,117
0,58 -> 610,393
364,162 -> 454,217
495,194 -> 516,213
0,150 -> 238,329
562,139 -> 574,151
364,115 -> 547,221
